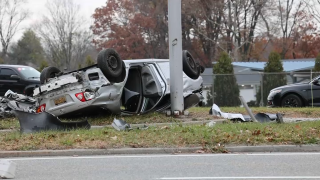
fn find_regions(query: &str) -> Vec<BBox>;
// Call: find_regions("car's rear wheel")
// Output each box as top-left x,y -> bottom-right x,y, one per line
97,48 -> 123,79
183,50 -> 200,79
40,66 -> 61,84
281,94 -> 303,107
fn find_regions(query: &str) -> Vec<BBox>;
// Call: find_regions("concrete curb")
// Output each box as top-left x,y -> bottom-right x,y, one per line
0,119 -> 227,133
0,147 -> 201,158
1,145 -> 320,158
226,145 -> 320,153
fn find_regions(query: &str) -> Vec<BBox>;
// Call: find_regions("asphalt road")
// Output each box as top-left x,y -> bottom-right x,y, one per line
6,153 -> 320,180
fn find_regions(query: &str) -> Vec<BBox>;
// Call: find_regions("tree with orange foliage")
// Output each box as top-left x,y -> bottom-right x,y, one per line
91,0 -> 168,60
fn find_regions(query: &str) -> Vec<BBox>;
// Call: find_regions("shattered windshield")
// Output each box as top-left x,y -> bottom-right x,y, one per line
15,67 -> 40,79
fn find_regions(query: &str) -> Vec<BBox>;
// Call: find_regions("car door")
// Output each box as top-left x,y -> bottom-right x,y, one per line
0,68 -> 25,95
308,78 -> 320,106
139,63 -> 166,113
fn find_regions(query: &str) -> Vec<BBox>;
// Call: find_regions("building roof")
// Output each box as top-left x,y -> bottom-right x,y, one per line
202,59 -> 315,86
232,58 -> 315,72
202,66 -> 262,86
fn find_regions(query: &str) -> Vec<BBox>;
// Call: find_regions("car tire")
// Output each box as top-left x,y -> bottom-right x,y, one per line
40,66 -> 61,84
97,48 -> 123,79
183,50 -> 200,79
281,94 -> 303,107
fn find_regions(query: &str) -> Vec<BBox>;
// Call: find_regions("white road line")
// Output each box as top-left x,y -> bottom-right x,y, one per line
4,152 -> 320,161
157,177 -> 320,180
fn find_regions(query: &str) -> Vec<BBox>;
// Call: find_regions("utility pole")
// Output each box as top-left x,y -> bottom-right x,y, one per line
168,0 -> 184,114
68,32 -> 72,71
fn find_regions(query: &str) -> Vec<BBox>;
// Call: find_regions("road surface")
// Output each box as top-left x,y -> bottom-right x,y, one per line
5,153 -> 320,180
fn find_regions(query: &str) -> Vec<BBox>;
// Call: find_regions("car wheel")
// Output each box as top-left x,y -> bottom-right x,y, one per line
281,94 -> 303,107
40,66 -> 61,84
107,61 -> 127,83
97,48 -> 123,79
183,50 -> 200,79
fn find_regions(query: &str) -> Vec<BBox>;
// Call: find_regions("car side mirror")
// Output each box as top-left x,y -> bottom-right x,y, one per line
10,75 -> 20,80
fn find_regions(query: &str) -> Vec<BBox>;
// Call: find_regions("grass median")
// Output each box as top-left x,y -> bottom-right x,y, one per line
1,118 -> 320,152
1,106 -> 320,130
1,106 -> 320,152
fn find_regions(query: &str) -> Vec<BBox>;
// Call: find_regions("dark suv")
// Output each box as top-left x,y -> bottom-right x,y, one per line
0,65 -> 40,96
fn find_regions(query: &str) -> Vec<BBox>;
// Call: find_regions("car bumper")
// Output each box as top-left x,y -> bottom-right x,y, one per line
267,93 -> 282,107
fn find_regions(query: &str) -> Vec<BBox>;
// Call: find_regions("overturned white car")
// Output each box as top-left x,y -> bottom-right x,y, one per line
31,48 -> 204,117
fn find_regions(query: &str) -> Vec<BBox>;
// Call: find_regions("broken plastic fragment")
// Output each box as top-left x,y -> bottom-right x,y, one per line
0,160 -> 16,179
13,110 -> 91,133
112,118 -> 132,131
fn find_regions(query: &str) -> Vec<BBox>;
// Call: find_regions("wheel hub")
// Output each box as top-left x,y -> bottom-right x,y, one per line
284,98 -> 298,107
187,56 -> 195,69
108,56 -> 118,69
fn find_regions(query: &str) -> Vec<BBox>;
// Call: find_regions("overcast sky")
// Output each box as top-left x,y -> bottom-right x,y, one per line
16,0 -> 107,40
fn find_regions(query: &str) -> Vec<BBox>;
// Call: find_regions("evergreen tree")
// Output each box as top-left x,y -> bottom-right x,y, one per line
212,52 -> 240,106
313,53 -> 320,78
10,29 -> 45,66
256,52 -> 287,106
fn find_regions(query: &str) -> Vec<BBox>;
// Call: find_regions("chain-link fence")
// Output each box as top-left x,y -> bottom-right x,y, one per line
201,72 -> 320,107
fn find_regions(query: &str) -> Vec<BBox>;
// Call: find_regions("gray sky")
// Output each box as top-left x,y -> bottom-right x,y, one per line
16,0 -> 107,40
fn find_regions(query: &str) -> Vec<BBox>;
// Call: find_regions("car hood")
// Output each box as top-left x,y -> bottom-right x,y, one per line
271,82 -> 309,91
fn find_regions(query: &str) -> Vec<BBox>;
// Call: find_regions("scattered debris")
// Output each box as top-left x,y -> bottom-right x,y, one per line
206,121 -> 216,127
0,90 -> 37,118
210,103 -> 283,123
0,160 -> 16,179
111,118 -> 148,131
112,119 -> 132,131
13,110 -> 90,134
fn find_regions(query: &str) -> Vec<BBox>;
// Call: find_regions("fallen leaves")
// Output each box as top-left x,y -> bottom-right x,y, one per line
252,130 -> 261,136
111,136 -> 118,141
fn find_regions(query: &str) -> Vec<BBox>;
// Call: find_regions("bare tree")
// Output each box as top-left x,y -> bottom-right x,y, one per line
0,0 -> 28,58
36,0 -> 92,70
304,0 -> 320,23
277,0 -> 305,59
223,0 -> 267,61
183,0 -> 224,66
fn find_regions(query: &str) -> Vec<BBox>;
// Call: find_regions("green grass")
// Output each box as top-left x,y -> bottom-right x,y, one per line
0,117 -> 19,130
1,120 -> 320,151
1,106 -> 320,152
85,112 -> 179,126
1,106 -> 320,130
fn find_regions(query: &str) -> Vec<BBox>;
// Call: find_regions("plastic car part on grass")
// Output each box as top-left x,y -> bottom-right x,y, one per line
112,118 -> 148,131
13,110 -> 91,133
210,104 -> 284,123
112,119 -> 132,131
